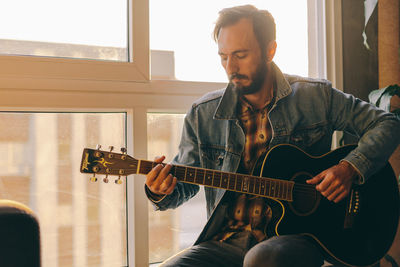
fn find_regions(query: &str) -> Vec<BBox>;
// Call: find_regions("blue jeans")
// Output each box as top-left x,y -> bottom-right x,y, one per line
160,234 -> 325,267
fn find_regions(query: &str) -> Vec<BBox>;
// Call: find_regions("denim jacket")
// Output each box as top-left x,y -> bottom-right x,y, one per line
148,62 -> 400,244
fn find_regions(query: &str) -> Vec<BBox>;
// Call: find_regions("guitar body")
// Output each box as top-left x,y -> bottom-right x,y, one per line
253,144 -> 399,267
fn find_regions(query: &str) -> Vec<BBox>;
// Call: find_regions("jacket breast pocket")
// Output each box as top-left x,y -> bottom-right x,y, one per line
289,124 -> 327,149
200,146 -> 226,170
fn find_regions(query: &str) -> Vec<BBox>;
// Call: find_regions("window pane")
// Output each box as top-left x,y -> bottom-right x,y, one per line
150,0 -> 308,81
0,0 -> 128,61
147,113 -> 207,263
0,112 -> 127,267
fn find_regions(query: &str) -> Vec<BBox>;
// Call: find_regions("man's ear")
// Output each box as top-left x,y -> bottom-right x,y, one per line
266,41 -> 277,62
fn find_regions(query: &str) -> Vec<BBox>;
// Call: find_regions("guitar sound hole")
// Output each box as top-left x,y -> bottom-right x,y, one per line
290,172 -> 320,216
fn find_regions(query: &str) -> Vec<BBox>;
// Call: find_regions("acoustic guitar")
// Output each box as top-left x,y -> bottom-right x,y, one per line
80,144 -> 399,267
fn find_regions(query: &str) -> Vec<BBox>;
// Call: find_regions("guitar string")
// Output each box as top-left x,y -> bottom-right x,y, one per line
107,166 -> 319,197
117,161 -> 323,186
111,164 -> 318,187
133,163 -> 320,183
97,158 -> 324,196
113,166 -> 317,188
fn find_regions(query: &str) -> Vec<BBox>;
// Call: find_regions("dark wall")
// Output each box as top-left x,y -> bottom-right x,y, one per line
341,0 -> 379,144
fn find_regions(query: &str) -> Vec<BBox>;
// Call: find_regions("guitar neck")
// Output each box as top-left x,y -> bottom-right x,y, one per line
136,159 -> 294,201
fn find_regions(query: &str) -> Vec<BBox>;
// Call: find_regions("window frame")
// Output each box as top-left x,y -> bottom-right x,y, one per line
0,0 -> 150,86
0,0 -> 327,266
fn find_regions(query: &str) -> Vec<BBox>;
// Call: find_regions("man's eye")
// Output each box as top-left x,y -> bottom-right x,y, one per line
236,53 -> 247,59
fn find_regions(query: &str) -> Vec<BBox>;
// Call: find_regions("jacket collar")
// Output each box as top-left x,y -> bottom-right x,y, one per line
214,62 -> 292,120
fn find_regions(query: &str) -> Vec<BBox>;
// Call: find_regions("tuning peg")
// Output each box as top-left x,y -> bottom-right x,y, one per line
103,176 -> 109,183
115,177 -> 123,185
90,176 -> 98,182
109,146 -> 114,152
121,147 -> 127,154
96,144 -> 102,150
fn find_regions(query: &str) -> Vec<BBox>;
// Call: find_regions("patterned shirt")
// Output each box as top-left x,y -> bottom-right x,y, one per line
237,96 -> 274,171
214,95 -> 275,244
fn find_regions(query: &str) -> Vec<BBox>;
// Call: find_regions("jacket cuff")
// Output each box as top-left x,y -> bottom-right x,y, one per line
339,159 -> 365,184
144,185 -> 167,203
144,184 -> 178,211
341,151 -> 371,184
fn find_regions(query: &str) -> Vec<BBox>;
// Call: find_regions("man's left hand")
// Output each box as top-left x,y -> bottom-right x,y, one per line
306,161 -> 358,203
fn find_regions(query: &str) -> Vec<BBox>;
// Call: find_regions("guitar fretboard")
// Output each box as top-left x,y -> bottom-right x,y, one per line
137,160 -> 294,201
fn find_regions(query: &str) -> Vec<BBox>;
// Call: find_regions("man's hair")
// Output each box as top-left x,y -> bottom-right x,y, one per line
213,5 -> 276,52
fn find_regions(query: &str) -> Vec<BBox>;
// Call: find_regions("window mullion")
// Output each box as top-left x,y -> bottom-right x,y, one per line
128,107 -> 149,267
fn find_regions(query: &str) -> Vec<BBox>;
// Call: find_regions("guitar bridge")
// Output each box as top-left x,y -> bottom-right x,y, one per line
344,189 -> 360,229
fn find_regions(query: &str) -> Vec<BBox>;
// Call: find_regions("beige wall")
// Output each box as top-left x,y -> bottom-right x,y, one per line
378,0 -> 400,179
379,0 -> 400,88
379,2 -> 400,265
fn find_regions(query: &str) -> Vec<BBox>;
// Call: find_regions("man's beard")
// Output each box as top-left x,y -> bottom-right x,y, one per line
229,60 -> 267,96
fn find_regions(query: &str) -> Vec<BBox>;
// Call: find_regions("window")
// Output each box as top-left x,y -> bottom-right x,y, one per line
150,0 -> 309,82
0,0 -> 149,83
147,113 -> 207,263
147,0 -> 313,264
0,0 -> 128,61
0,0 -> 324,266
0,112 -> 127,267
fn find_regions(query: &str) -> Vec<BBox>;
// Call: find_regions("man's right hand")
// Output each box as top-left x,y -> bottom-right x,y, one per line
145,155 -> 178,196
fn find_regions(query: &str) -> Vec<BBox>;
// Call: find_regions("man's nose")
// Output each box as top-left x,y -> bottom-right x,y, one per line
225,57 -> 239,75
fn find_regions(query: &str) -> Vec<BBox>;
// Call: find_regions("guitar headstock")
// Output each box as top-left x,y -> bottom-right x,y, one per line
80,145 -> 138,184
